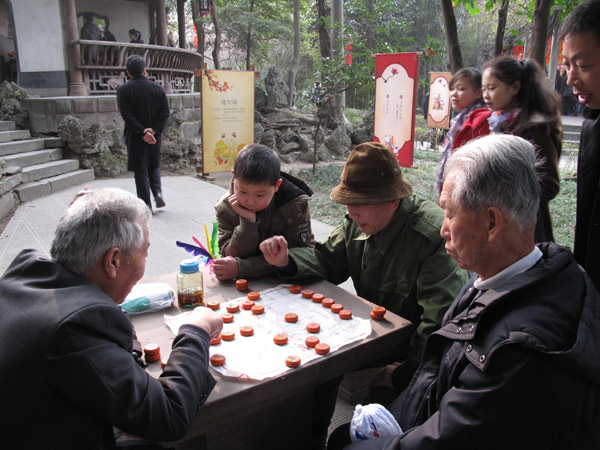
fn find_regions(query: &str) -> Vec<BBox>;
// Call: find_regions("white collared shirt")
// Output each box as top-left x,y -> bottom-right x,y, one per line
474,247 -> 543,292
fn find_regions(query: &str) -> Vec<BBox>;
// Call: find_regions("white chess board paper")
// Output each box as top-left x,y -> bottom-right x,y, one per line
164,284 -> 372,380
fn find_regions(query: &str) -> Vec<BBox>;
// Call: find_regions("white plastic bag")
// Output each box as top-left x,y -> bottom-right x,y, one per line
120,283 -> 175,315
350,403 -> 403,442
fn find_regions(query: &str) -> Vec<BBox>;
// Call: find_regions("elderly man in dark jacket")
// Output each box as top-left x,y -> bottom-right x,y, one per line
330,134 -> 600,450
0,188 -> 223,449
117,55 -> 170,210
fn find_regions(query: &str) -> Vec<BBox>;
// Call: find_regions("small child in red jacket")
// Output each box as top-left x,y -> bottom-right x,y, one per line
436,68 -> 491,195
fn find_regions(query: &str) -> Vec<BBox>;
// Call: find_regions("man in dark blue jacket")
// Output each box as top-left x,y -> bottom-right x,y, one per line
0,188 -> 222,449
117,55 -> 170,210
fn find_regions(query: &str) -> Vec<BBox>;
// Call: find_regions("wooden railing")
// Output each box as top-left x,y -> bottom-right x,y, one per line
71,40 -> 203,95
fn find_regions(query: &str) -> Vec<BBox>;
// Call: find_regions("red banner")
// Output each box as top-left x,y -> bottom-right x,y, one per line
373,53 -> 419,168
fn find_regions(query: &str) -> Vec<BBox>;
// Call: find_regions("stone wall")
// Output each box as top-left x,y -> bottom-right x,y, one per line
25,93 -> 202,138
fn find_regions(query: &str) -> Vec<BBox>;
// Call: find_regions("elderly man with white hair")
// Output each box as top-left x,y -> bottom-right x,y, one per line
329,134 -> 600,450
0,188 -> 222,450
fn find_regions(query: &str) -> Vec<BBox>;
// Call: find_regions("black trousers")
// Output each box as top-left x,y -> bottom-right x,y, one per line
134,166 -> 162,207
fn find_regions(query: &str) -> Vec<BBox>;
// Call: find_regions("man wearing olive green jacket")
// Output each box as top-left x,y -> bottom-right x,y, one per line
260,142 -> 468,411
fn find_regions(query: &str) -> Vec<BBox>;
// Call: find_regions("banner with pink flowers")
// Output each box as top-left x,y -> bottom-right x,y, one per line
373,52 -> 419,168
427,72 -> 451,129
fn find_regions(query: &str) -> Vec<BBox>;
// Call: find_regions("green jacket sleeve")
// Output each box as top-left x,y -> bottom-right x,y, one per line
394,240 -> 469,389
289,221 -> 352,285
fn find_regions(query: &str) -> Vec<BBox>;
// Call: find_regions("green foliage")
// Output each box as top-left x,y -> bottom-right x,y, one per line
550,176 -> 576,249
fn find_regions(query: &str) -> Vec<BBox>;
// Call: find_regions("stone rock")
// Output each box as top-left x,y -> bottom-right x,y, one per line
324,125 -> 352,156
265,67 -> 289,108
280,141 -> 301,155
255,86 -> 267,110
0,81 -> 29,129
254,122 -> 264,144
351,126 -> 373,146
281,128 -> 297,144
261,129 -> 277,150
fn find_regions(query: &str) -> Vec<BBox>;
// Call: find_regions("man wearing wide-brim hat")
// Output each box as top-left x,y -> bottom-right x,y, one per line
260,142 -> 468,433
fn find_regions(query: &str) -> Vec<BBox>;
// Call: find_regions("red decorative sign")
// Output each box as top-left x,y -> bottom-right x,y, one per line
373,53 -> 419,168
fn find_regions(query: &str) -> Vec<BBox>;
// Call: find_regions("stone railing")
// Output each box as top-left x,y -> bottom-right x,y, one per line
71,40 -> 203,95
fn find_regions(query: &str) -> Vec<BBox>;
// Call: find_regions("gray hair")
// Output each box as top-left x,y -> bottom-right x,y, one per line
50,188 -> 151,275
444,134 -> 541,232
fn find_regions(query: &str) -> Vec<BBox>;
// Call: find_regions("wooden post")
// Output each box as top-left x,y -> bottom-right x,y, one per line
156,0 -> 168,46
61,0 -> 88,96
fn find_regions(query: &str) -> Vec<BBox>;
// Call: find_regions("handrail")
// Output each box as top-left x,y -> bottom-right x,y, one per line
70,40 -> 203,95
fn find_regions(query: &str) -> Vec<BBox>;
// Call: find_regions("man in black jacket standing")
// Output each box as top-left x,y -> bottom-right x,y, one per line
561,0 -> 600,291
117,55 -> 170,210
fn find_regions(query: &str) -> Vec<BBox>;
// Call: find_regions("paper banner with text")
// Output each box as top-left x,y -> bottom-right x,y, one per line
426,72 -> 451,129
201,70 -> 254,173
373,52 -> 419,168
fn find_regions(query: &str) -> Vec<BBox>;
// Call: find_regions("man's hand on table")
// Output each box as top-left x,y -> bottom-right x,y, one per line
213,256 -> 240,281
259,236 -> 290,267
182,307 -> 223,339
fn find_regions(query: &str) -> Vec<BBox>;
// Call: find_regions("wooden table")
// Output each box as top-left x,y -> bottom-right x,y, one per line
132,270 -> 414,450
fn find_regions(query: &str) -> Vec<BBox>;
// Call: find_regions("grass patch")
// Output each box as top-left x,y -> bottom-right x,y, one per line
292,149 -> 576,250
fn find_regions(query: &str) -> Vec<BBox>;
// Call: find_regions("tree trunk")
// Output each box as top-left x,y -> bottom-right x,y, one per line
440,0 -> 463,72
287,0 -> 300,108
210,0 -> 221,69
192,0 -> 205,62
317,0 -> 332,59
246,0 -> 255,70
177,0 -> 186,48
529,0 -> 552,67
494,0 -> 510,57
331,0 -> 345,123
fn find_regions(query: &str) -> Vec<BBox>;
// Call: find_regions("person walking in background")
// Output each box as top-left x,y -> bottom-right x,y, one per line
435,68 -> 490,195
129,28 -> 144,44
117,55 -> 170,211
482,56 -> 562,243
561,0 -> 600,291
79,13 -> 102,41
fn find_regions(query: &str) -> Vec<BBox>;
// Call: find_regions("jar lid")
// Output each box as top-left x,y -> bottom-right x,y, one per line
180,258 -> 199,273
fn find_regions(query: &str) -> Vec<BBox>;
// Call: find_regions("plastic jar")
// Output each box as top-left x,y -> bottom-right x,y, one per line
177,258 -> 204,308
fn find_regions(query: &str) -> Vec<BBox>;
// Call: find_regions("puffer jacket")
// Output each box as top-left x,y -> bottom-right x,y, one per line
346,243 -> 600,450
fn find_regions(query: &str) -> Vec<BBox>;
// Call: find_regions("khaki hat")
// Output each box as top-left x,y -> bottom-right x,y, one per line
330,142 -> 412,205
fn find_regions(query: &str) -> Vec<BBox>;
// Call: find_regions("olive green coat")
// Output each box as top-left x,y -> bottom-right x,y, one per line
289,195 -> 469,388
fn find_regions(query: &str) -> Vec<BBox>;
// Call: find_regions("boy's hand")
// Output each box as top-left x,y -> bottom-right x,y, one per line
212,256 -> 240,281
259,236 -> 289,267
228,194 -> 256,223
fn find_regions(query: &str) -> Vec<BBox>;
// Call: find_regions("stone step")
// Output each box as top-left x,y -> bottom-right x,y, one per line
15,169 -> 95,203
2,148 -> 63,168
21,159 -> 80,183
0,120 -> 16,132
0,129 -> 30,143
0,138 -> 46,157
0,173 -> 22,196
0,191 -> 17,222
